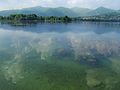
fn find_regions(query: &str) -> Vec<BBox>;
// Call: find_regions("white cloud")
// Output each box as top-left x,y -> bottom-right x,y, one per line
68,0 -> 78,5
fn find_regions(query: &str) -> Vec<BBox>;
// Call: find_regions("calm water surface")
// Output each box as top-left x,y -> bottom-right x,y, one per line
0,22 -> 120,90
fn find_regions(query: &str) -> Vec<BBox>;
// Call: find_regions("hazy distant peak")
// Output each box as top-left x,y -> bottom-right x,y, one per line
0,6 -> 119,17
95,7 -> 114,11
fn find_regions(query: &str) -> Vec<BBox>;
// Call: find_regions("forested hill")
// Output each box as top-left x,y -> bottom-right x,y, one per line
0,6 -> 120,17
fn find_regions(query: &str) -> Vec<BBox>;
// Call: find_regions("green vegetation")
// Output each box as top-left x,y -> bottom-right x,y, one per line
0,14 -> 72,22
0,13 -> 120,23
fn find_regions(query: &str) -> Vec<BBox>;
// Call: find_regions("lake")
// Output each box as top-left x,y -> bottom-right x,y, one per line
0,22 -> 120,90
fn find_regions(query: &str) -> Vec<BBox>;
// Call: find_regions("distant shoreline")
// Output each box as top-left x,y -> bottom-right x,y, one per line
1,19 -> 120,23
0,14 -> 120,26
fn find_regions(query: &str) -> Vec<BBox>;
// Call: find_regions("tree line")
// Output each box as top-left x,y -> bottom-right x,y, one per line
0,14 -> 72,22
1,14 -> 119,22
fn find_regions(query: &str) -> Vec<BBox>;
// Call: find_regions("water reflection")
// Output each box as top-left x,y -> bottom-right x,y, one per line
0,21 -> 120,34
0,22 -> 120,90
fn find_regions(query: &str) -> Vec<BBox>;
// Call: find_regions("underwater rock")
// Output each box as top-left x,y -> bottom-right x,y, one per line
86,70 -> 102,87
2,54 -> 24,84
86,76 -> 101,87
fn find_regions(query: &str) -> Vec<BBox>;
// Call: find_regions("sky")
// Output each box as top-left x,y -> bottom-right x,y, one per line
0,0 -> 120,11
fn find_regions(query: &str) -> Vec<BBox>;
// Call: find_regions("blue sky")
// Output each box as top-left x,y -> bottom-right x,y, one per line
0,0 -> 120,10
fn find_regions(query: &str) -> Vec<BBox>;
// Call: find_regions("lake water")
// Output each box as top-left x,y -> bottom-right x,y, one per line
0,22 -> 120,90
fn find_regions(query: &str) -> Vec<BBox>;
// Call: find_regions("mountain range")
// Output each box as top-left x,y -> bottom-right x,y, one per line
0,6 -> 120,17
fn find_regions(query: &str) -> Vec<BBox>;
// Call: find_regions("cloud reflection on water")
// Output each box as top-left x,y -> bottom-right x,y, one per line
0,29 -> 120,83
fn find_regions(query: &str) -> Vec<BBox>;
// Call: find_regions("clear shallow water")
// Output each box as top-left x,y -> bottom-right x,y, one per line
0,22 -> 120,90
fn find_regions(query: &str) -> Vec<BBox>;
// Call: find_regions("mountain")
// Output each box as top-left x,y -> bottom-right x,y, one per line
0,6 -> 77,17
71,7 -> 92,16
0,9 -> 20,16
0,6 -> 119,17
22,6 -> 76,16
87,7 -> 116,16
